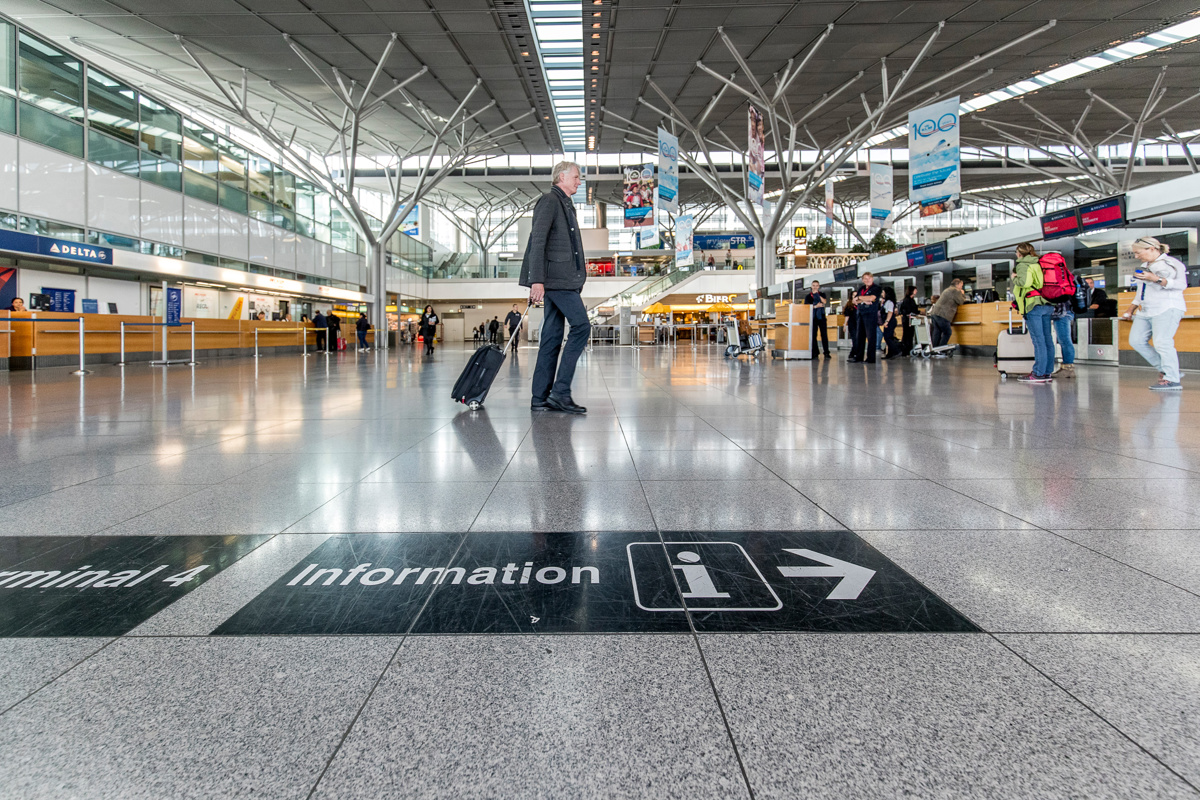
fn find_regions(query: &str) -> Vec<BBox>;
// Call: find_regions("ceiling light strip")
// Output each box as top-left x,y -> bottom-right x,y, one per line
528,0 -> 585,153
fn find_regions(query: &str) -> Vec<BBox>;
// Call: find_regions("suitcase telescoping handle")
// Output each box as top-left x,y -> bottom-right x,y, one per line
1007,307 -> 1026,334
505,301 -> 533,356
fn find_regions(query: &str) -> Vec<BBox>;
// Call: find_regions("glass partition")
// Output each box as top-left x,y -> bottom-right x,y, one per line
0,21 -> 15,134
87,68 -> 138,144
137,95 -> 181,162
18,32 -> 83,121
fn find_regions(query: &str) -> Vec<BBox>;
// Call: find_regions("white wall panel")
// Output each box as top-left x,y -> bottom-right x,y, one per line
218,208 -> 249,261
18,140 -> 87,226
0,133 -> 17,212
140,183 -> 184,247
315,242 -> 333,278
85,276 -> 143,315
183,197 -> 221,255
273,226 -> 297,272
247,217 -> 273,266
295,235 -> 316,277
86,164 -> 141,238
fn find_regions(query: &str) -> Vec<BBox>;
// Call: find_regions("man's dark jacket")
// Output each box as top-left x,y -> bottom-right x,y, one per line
519,185 -> 586,292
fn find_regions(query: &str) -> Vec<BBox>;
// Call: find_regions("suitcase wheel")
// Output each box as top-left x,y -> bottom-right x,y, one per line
467,400 -> 482,410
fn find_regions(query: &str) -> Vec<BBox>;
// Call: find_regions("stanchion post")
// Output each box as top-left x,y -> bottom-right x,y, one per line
71,316 -> 91,375
118,322 -> 126,367
187,321 -> 199,366
253,327 -> 261,359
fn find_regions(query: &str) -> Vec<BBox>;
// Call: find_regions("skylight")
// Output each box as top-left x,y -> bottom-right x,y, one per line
529,0 -> 585,152
863,15 -> 1200,147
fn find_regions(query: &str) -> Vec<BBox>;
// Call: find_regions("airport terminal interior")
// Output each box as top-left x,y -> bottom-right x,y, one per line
2,1 -> 1200,797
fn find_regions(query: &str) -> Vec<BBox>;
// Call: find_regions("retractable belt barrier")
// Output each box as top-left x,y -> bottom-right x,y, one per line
7,317 -> 90,375
118,321 -> 200,367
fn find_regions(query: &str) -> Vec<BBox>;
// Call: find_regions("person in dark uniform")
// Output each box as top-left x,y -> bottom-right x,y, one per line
1078,277 -> 1108,318
520,161 -> 590,415
848,272 -> 883,363
312,309 -> 326,352
803,279 -> 831,358
899,285 -> 920,356
325,309 -> 341,352
505,304 -> 523,348
488,316 -> 500,344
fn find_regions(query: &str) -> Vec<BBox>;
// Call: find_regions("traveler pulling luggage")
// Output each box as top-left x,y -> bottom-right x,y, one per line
452,302 -> 530,409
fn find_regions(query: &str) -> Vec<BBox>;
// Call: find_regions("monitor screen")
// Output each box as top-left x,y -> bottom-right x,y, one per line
1041,209 -> 1082,239
924,241 -> 949,264
1078,196 -> 1126,232
906,247 -> 927,268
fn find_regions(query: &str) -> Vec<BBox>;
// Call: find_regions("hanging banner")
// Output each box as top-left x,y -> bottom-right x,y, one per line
747,106 -> 765,206
657,128 -> 679,215
399,204 -> 419,237
824,180 -> 835,235
675,214 -> 694,267
623,164 -> 655,228
869,163 -> 894,229
908,96 -> 961,217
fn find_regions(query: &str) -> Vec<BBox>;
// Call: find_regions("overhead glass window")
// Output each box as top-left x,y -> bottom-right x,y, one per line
217,138 -> 247,190
0,21 -> 15,134
141,153 -> 182,192
20,102 -> 83,156
183,168 -> 219,205
88,129 -> 140,176
182,119 -> 220,177
273,168 -> 295,211
138,95 -> 181,162
87,68 -> 138,144
18,33 -> 83,121
246,154 -> 273,203
295,179 -> 316,220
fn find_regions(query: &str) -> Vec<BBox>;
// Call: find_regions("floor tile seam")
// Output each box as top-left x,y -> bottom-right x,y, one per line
84,479 -> 226,536
302,529 -> 476,799
0,636 -> 120,718
742,456 -> 855,533
901,476 -> 1200,594
648,530 -> 758,800
986,631 -> 1200,795
1041,529 -> 1200,602
278,482 -> 378,534
465,427 -> 533,533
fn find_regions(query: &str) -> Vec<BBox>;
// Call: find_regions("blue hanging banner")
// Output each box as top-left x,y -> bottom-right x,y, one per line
166,287 -> 182,325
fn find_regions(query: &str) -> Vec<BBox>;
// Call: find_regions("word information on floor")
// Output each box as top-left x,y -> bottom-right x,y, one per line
215,531 -> 978,635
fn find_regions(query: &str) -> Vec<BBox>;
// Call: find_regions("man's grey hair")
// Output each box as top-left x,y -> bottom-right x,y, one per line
552,161 -> 580,186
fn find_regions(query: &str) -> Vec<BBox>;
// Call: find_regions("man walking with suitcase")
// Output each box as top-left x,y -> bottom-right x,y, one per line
520,161 -> 590,414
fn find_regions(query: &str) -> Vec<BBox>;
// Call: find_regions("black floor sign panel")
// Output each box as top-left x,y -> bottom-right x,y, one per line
0,535 -> 270,636
215,531 -> 978,635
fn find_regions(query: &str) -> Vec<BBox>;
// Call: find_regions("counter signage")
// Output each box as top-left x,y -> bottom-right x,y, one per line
924,241 -> 949,264
42,287 -> 76,313
166,287 -> 182,325
905,247 -> 928,268
832,265 -> 859,283
1078,196 -> 1126,232
81,299 -> 99,314
1040,209 -> 1082,240
0,229 -> 113,265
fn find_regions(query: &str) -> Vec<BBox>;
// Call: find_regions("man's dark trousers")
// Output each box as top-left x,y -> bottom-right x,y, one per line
532,290 -> 590,402
811,316 -> 829,357
930,315 -> 952,349
315,329 -> 326,351
851,307 -> 878,361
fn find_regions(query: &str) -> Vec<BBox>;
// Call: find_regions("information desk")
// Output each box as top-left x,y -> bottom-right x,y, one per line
3,313 -> 374,370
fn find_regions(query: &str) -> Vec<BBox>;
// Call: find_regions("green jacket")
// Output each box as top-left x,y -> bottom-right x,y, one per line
1013,255 -> 1046,315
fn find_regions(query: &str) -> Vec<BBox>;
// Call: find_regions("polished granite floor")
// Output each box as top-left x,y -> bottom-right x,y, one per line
1,343 -> 1199,798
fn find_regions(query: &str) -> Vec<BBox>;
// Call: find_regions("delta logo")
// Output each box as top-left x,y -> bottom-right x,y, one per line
47,243 -> 108,261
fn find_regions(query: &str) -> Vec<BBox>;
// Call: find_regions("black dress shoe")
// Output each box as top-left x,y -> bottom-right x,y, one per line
546,395 -> 587,414
847,356 -> 861,362
531,398 -> 551,410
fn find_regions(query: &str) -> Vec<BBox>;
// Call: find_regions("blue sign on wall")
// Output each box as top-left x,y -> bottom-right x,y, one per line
166,287 -> 182,325
81,299 -> 99,314
0,229 -> 113,265
42,288 -> 76,313
693,234 -> 755,252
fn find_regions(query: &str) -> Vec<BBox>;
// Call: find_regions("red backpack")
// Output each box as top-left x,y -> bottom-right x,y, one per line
1036,252 -> 1076,302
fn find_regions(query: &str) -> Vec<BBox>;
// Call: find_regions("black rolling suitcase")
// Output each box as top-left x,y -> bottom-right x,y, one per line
451,303 -> 528,408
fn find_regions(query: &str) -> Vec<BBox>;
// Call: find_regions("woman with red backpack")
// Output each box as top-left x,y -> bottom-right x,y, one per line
1012,242 -> 1054,383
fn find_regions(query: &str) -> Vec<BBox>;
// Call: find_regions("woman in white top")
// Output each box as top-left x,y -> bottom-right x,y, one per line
1121,236 -> 1187,390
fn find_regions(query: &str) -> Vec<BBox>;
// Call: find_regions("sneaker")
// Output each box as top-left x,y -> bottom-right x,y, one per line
1150,381 -> 1183,391
1017,374 -> 1052,383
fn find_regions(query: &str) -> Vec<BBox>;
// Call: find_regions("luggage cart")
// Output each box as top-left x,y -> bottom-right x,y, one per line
723,319 -> 765,359
909,315 -> 957,359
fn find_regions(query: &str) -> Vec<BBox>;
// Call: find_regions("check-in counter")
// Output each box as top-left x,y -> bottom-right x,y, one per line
3,313 -> 374,370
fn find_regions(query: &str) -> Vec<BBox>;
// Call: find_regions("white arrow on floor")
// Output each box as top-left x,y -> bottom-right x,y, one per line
776,549 -> 876,600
